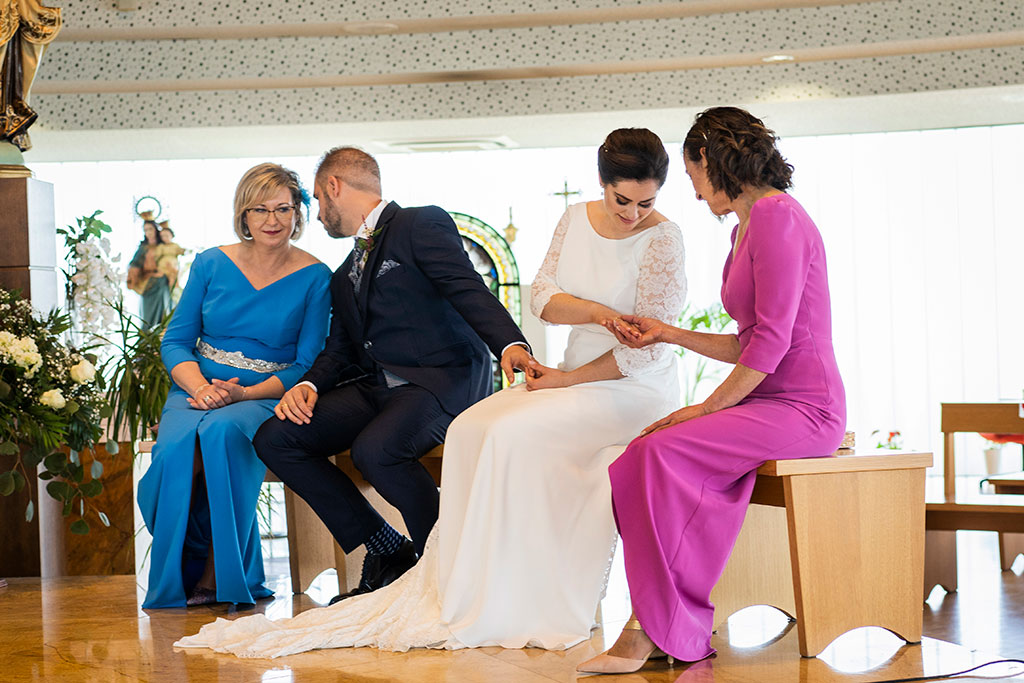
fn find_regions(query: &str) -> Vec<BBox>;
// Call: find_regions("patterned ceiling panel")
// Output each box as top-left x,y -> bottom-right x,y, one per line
43,2 -> 1021,81
58,0 -> 749,28
31,0 -> 1024,132
36,48 -> 1024,130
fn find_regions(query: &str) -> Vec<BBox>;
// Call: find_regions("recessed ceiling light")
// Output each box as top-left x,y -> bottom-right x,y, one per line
762,54 -> 796,63
343,22 -> 400,34
377,136 -> 518,153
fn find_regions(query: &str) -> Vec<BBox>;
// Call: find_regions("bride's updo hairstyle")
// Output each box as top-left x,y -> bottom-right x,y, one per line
597,128 -> 670,188
683,107 -> 793,200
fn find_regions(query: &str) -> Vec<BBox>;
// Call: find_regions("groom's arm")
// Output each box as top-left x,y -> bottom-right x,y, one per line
409,206 -> 528,357
298,271 -> 364,392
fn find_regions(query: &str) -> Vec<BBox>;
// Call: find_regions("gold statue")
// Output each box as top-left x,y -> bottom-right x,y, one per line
0,0 -> 61,175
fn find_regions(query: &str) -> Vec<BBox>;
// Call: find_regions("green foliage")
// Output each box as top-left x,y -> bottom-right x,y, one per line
3,210 -> 150,536
675,302 -> 735,405
95,296 -> 171,444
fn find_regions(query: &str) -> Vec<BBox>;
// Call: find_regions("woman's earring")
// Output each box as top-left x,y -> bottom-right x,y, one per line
241,221 -> 254,241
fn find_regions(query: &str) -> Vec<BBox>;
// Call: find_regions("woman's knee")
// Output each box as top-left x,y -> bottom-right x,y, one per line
610,434 -> 668,478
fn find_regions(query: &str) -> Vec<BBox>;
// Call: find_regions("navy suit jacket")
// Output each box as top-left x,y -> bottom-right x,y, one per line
300,202 -> 528,415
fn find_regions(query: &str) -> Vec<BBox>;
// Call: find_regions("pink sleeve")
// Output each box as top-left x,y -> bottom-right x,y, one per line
737,200 -> 812,374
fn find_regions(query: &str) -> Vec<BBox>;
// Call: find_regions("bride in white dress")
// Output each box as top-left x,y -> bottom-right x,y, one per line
175,128 -> 687,658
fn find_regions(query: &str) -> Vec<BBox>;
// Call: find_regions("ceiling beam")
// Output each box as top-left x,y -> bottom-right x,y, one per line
36,30 -> 1024,95
57,0 -> 887,42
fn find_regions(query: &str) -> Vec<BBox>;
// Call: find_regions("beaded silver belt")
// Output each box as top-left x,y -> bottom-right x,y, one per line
196,340 -> 291,374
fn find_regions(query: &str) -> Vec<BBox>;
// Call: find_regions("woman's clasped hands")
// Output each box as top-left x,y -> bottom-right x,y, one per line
602,314 -> 669,348
187,377 -> 247,410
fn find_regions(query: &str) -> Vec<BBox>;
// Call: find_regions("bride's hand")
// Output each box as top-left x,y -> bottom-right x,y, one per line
524,359 -> 573,391
603,315 -> 670,349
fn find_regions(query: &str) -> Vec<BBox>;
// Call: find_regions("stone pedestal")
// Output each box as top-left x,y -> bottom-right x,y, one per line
0,177 -> 57,303
0,177 -> 57,578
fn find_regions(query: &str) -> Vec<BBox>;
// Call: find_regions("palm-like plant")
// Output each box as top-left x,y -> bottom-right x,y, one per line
676,302 -> 734,405
97,298 -> 171,444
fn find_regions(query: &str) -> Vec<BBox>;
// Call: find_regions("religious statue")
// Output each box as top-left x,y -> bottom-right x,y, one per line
153,219 -> 186,296
126,213 -> 173,329
0,0 -> 61,170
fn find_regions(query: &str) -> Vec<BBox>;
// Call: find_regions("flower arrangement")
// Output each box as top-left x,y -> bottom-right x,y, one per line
0,289 -> 115,533
58,210 -> 123,340
871,430 -> 903,450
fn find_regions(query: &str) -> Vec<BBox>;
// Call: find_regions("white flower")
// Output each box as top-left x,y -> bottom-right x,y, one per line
70,358 -> 96,383
0,332 -> 42,377
40,389 -> 66,410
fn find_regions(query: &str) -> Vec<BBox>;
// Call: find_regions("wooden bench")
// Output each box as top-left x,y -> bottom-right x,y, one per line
278,445 -> 444,595
985,472 -> 1024,495
292,446 -> 933,657
710,449 -> 932,658
925,403 -> 1024,590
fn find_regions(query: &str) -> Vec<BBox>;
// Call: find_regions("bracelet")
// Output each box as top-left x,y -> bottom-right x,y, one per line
193,382 -> 210,398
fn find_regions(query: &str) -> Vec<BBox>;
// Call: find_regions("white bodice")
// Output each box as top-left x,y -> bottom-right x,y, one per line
531,203 -> 687,376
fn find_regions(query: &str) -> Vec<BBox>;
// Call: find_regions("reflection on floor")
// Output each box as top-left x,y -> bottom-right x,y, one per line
4,529 -> 1024,682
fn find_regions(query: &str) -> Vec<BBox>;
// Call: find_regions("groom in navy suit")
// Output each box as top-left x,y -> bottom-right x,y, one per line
254,147 -> 532,602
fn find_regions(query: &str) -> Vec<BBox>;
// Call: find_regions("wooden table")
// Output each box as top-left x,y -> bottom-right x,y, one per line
985,472 -> 1024,495
711,449 -> 932,658
925,403 -> 1024,588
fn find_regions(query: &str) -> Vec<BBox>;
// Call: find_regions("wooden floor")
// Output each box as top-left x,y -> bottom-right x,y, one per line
4,531 -> 1024,682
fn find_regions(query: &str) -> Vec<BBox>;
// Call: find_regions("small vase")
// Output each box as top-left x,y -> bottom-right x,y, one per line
984,447 -> 1004,477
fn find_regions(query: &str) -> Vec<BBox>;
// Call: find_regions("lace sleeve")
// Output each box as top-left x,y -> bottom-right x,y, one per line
612,224 -> 687,377
529,207 -> 572,325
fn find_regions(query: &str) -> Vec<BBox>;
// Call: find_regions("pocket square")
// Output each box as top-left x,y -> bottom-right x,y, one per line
377,259 -> 401,278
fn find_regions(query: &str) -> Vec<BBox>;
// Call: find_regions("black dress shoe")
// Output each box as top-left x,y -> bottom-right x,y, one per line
329,538 -> 418,605
186,586 -> 218,606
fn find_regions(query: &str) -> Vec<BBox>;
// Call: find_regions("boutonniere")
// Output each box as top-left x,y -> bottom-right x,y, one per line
355,222 -> 385,254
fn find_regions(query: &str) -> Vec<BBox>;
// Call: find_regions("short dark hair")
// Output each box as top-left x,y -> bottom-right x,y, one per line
315,146 -> 381,194
682,107 -> 793,200
597,128 -> 670,188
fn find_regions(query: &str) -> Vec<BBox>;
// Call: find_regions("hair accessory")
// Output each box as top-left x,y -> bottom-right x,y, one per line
298,186 -> 311,211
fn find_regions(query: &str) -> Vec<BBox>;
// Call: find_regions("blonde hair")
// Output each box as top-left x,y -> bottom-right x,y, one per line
233,163 -> 306,241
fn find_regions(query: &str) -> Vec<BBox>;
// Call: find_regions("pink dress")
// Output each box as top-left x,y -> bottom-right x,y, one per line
608,193 -> 846,661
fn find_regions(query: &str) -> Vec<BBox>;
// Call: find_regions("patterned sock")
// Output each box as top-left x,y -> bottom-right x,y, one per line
364,523 -> 405,557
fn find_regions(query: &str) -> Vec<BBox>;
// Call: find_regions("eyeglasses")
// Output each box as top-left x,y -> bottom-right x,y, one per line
247,205 -> 295,223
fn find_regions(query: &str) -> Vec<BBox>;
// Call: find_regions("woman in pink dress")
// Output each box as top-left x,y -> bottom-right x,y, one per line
578,106 -> 846,674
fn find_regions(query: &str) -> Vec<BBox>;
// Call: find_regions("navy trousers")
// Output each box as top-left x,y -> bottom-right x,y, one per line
254,375 -> 451,555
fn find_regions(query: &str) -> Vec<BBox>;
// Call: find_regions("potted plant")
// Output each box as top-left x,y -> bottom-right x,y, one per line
59,209 -> 170,445
98,299 -> 170,444
871,430 -> 904,450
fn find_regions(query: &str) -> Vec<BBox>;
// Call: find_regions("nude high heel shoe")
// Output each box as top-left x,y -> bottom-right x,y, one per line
576,617 -> 674,674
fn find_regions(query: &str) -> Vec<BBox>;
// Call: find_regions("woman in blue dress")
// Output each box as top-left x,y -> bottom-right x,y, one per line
138,163 -> 331,608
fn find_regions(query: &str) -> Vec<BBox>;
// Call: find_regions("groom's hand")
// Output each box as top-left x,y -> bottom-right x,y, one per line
276,384 -> 318,425
500,344 -> 535,384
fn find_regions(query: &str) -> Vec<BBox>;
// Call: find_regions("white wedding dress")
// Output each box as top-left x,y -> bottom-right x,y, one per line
175,202 -> 687,658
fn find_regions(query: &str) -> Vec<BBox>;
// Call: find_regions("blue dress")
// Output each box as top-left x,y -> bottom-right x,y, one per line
138,248 -> 331,608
